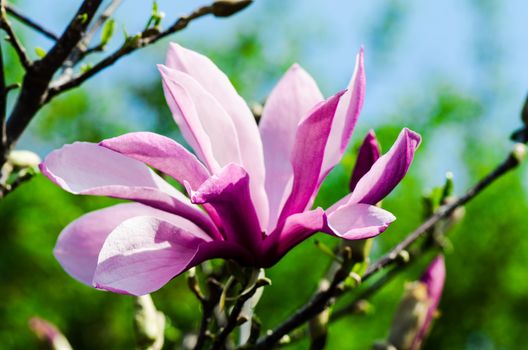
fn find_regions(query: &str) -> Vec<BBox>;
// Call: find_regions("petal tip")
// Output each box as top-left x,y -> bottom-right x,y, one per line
402,128 -> 422,148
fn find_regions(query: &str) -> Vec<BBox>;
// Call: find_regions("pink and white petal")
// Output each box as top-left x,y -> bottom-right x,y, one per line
158,65 -> 242,172
348,128 -> 421,205
54,203 -> 209,287
93,216 -> 249,296
159,65 -> 270,229
325,203 -> 395,240
40,142 -> 219,237
264,208 -> 327,264
259,64 -> 324,231
349,130 -> 381,192
165,43 -> 267,221
320,48 -> 366,180
191,163 -> 262,254
275,90 -> 346,229
100,132 -> 210,190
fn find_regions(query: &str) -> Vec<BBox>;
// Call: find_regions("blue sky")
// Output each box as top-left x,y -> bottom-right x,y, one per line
21,0 -> 528,115
11,0 -> 528,188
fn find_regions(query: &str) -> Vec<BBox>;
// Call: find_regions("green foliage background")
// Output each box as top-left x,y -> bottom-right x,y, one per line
1,1 -> 527,349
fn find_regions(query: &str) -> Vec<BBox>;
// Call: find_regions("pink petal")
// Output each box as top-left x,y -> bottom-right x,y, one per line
93,216 -> 248,296
325,203 -> 395,240
320,48 -> 366,180
54,203 -> 208,287
100,131 -> 210,190
159,63 -> 270,228
165,43 -> 267,224
259,64 -> 324,231
158,64 -> 241,172
264,208 -> 327,264
191,163 -> 262,255
349,130 -> 381,192
412,255 -> 446,350
275,90 -> 346,229
348,128 -> 421,205
40,142 -> 219,237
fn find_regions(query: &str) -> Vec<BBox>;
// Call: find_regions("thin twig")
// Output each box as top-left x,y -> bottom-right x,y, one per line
194,303 -> 214,350
0,41 -> 6,149
213,279 -> 270,350
332,262 -> 408,322
0,169 -> 35,199
0,0 -> 251,183
0,2 -> 32,69
59,0 -> 122,75
361,149 -> 522,281
47,1 -> 252,99
3,0 -> 102,153
84,0 -> 122,44
252,145 -> 524,349
5,4 -> 59,41
34,0 -> 103,75
190,271 -> 215,350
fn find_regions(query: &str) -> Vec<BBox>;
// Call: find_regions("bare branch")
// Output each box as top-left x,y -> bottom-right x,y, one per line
332,259 -> 410,323
0,168 -> 35,199
0,41 -> 5,147
3,0 -> 102,152
361,147 -> 523,281
0,0 -> 252,196
212,277 -> 270,350
59,0 -> 122,75
0,3 -> 32,69
251,143 -> 525,349
5,4 -> 59,41
34,0 -> 103,75
47,1 -> 253,99
84,0 -> 122,46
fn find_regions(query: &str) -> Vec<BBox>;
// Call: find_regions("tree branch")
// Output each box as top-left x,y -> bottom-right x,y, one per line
361,146 -> 523,282
5,4 -> 59,41
0,0 -> 251,171
58,0 -> 122,76
3,0 -> 102,153
0,2 -> 32,70
0,41 -> 6,150
0,168 -> 35,199
212,278 -> 269,350
34,0 -> 103,75
47,1 -> 253,99
252,143 -> 525,349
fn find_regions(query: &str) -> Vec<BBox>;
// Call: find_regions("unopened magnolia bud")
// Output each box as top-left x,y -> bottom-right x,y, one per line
278,334 -> 291,345
212,0 -> 253,17
7,150 -> 41,168
134,294 -> 165,350
29,317 -> 73,350
250,102 -> 264,120
383,256 -> 446,350
398,250 -> 411,264
387,282 -> 429,350
512,143 -> 527,164
350,130 -> 381,192
354,299 -> 373,315
372,341 -> 397,350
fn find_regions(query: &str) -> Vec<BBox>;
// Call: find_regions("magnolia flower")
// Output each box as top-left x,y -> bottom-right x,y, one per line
40,43 -> 421,296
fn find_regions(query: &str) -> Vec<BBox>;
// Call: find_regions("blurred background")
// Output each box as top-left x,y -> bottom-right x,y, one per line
1,0 -> 528,349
